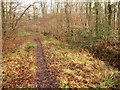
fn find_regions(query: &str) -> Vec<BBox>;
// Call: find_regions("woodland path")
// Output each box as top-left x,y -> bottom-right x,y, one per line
3,35 -> 56,88
34,36 -> 54,88
3,35 -> 120,88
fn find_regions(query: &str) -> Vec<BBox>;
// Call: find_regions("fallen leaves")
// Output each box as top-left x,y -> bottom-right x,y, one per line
2,40 -> 37,88
2,34 -> 119,88
41,36 -> 119,88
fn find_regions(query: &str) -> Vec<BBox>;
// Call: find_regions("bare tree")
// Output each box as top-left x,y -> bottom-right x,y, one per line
1,0 -> 37,40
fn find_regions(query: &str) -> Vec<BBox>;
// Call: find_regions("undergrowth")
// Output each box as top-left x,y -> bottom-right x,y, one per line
41,35 -> 119,88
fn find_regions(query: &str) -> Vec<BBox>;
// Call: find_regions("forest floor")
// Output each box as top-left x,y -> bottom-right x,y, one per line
2,30 -> 120,88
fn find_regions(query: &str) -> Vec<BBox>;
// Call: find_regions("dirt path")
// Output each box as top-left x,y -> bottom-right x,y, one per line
3,35 -> 57,88
34,36 -> 54,88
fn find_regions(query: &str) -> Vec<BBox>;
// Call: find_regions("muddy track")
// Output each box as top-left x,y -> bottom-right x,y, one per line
34,36 -> 54,88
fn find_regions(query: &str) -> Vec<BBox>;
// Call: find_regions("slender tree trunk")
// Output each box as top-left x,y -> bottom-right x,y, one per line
65,2 -> 74,40
1,1 -> 6,38
118,1 -> 120,43
56,2 -> 60,13
33,5 -> 38,20
104,2 -> 108,25
51,0 -> 53,13
41,2 -> 46,17
0,1 -> 2,88
95,2 -> 99,36
88,2 -> 92,28
108,1 -> 112,26
65,2 -> 70,32
75,2 -> 78,13
113,4 -> 116,30
85,2 -> 89,28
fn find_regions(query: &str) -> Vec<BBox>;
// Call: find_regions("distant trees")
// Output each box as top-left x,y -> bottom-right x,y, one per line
1,0 -> 119,44
40,1 -> 47,16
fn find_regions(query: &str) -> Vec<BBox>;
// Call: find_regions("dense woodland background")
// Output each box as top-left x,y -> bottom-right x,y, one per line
1,0 -> 120,88
1,0 -> 120,47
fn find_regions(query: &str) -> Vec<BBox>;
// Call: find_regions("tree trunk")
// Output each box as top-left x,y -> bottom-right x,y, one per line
108,1 -> 112,26
95,2 -> 99,36
113,4 -> 116,30
118,1 -> 120,43
65,2 -> 70,32
104,2 -> 108,26
85,2 -> 89,28
88,2 -> 92,28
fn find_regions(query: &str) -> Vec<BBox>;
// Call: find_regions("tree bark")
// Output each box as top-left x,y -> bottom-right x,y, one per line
108,1 -> 112,26
118,1 -> 120,43
95,2 -> 99,36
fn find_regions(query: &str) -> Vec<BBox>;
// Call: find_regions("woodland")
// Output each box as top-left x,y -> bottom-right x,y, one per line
1,0 -> 120,88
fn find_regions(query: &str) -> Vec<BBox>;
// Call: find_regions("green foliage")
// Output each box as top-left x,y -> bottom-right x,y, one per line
86,88 -> 99,90
65,32 -> 73,43
65,26 -> 113,50
25,41 -> 37,49
66,28 -> 94,49
19,31 -> 37,37
23,41 -> 37,52
96,25 -> 112,40
102,74 -> 117,88
77,29 -> 90,40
